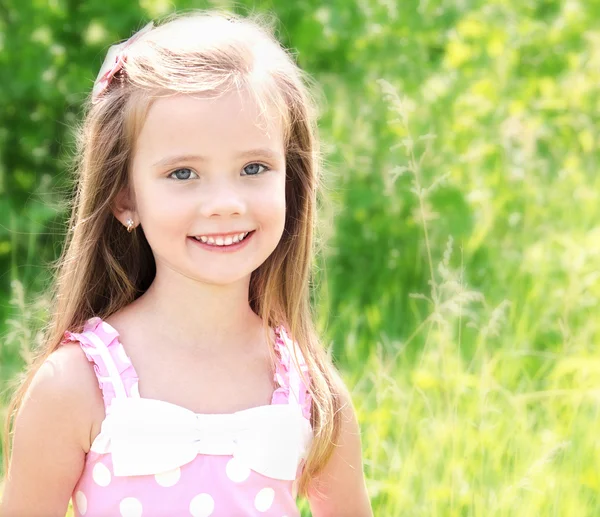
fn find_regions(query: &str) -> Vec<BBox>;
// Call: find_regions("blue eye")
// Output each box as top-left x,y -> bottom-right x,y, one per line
168,163 -> 269,180
169,168 -> 198,180
242,163 -> 269,176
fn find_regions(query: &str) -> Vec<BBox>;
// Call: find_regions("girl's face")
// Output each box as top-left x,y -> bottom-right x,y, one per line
128,90 -> 287,285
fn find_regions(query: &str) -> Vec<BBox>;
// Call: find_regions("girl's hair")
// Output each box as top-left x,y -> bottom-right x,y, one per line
2,10 -> 344,498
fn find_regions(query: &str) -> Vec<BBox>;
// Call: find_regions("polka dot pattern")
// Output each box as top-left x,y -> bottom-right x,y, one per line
68,317 -> 312,516
75,491 -> 87,515
254,487 -> 275,512
100,321 -> 115,335
130,380 -> 140,397
116,343 -> 131,365
92,462 -> 111,487
225,457 -> 251,482
154,467 -> 180,487
119,497 -> 143,517
189,493 -> 215,517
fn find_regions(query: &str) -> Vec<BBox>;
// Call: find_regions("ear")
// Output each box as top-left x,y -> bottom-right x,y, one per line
111,185 -> 138,228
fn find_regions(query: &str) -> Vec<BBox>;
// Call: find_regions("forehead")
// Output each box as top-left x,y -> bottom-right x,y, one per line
133,90 -> 285,164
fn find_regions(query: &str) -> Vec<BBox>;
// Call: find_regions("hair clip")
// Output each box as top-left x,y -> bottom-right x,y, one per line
91,22 -> 154,104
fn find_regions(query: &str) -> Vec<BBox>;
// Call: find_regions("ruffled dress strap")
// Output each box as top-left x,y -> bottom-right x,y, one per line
60,316 -> 140,410
272,325 -> 312,422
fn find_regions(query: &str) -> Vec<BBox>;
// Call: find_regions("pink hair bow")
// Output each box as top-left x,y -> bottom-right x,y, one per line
91,22 -> 154,104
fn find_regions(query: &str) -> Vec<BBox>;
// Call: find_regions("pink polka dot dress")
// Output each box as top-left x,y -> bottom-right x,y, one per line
60,316 -> 313,517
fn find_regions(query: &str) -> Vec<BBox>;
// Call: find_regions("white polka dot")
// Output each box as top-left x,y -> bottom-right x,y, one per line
130,380 -> 140,397
119,497 -> 143,517
189,493 -> 215,517
117,344 -> 131,365
75,491 -> 87,515
254,487 -> 275,512
101,321 -> 116,335
92,462 -> 111,486
225,457 -> 251,482
155,466 -> 181,487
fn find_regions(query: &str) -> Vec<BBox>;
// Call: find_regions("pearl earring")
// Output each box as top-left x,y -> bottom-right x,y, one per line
126,218 -> 135,233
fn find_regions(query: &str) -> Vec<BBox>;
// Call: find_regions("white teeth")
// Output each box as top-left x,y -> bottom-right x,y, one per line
194,232 -> 250,246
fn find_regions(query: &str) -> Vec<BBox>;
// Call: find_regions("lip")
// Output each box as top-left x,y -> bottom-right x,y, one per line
188,230 -> 255,253
193,230 -> 252,238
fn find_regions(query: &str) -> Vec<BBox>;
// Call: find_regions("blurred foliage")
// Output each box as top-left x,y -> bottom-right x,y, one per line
2,0 -> 600,515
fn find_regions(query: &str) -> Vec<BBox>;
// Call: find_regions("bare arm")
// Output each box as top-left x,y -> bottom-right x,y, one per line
0,344 -> 95,517
307,372 -> 373,517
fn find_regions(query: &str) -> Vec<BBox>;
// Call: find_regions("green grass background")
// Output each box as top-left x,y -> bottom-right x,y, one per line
1,0 -> 599,515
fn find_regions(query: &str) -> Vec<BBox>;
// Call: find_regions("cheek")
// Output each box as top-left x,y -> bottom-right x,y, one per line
136,188 -> 193,237
254,178 -> 286,231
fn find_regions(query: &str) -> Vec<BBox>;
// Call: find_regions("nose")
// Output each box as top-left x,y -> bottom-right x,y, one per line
198,178 -> 246,218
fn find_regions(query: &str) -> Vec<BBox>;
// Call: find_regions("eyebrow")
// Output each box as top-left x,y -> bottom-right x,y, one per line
152,148 -> 284,169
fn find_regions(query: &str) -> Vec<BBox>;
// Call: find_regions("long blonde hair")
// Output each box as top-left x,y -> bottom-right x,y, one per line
2,10 -> 343,499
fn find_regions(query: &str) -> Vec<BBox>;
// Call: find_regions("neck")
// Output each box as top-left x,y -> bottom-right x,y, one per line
130,268 -> 264,356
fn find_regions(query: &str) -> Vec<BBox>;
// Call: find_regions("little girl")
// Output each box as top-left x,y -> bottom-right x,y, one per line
0,10 -> 372,517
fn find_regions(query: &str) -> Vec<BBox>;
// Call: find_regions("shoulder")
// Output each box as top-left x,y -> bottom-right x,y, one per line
306,372 -> 373,517
28,342 -> 105,451
0,344 -> 102,514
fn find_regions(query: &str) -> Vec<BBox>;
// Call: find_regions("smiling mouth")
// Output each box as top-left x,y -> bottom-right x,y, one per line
191,230 -> 255,246
188,230 -> 256,250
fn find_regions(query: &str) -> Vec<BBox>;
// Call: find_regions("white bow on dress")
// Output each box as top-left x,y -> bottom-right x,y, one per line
93,396 -> 313,481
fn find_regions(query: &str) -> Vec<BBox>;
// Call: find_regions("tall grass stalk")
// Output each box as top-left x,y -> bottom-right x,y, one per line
337,78 -> 594,516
